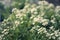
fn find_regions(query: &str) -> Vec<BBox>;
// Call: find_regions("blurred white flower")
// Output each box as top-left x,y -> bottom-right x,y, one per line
38,1 -> 42,5
42,19 -> 49,26
24,4 -> 30,9
48,4 -> 54,8
38,1 -> 48,5
52,36 -> 55,39
38,27 -> 46,34
46,33 -> 51,37
33,17 -> 40,22
12,8 -> 17,12
51,33 -> 54,36
50,26 -> 54,30
56,6 -> 60,9
15,20 -> 20,26
31,8 -> 37,13
42,21 -> 48,26
4,32 -> 8,35
51,20 -> 55,23
2,29 -> 7,33
34,11 -> 38,15
16,13 -> 24,18
49,36 -> 51,39
16,13 -> 21,18
33,16 -> 43,23
58,37 -> 60,40
55,6 -> 60,14
54,30 -> 59,37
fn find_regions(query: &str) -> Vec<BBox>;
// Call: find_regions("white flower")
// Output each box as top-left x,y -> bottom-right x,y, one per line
33,17 -> 40,22
50,33 -> 54,36
12,8 -> 17,12
42,21 -> 48,26
54,30 -> 59,37
36,25 -> 40,28
38,1 -> 48,5
22,9 -> 27,13
24,4 -> 30,8
52,36 -> 55,39
58,32 -> 60,36
30,27 -> 35,32
41,12 -> 45,16
34,11 -> 38,15
51,20 -> 55,23
2,29 -> 7,33
55,6 -> 60,13
16,13 -> 21,18
16,13 -> 24,18
46,33 -> 51,37
51,18 -> 55,23
58,37 -> 60,40
38,27 -> 46,34
31,8 -> 37,13
38,1 -> 42,5
42,19 -> 49,26
33,16 -> 43,23
4,32 -> 8,35
15,20 -> 20,26
16,10 -> 20,14
30,15 -> 35,19
50,26 -> 54,30
48,4 -> 54,8
41,19 -> 49,23
49,36 -> 51,39
56,6 -> 60,9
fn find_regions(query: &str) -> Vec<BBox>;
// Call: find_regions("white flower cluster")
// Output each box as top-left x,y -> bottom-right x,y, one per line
55,6 -> 60,17
37,27 -> 47,34
1,1 -> 60,40
46,30 -> 60,40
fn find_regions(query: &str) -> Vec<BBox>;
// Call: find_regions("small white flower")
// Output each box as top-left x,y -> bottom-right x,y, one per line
51,33 -> 54,36
33,17 -> 40,22
48,4 -> 54,8
16,10 -> 20,14
12,8 -> 17,12
51,20 -> 55,23
16,13 -> 24,18
58,37 -> 60,40
38,1 -> 48,5
42,21 -> 48,26
16,13 -> 21,18
4,32 -> 8,35
38,1 -> 42,4
34,11 -> 38,15
50,26 -> 54,29
15,20 -> 20,26
2,29 -> 7,33
33,16 -> 43,23
56,6 -> 60,9
52,36 -> 55,39
46,33 -> 51,37
24,4 -> 30,8
31,8 -> 37,13
49,36 -> 51,39
54,30 -> 59,37
38,27 -> 46,34
42,19 -> 49,26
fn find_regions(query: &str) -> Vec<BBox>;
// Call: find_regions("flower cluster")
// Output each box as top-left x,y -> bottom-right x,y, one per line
0,1 -> 60,40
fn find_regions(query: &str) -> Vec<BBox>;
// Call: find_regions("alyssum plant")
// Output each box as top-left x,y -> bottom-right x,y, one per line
0,1 -> 60,40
